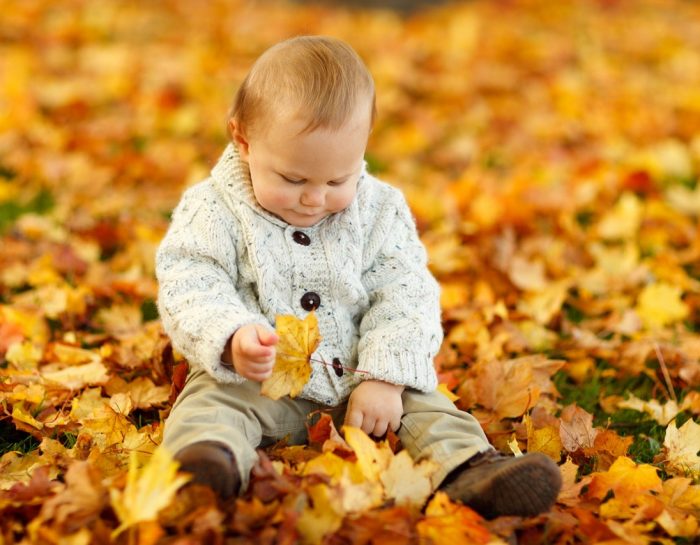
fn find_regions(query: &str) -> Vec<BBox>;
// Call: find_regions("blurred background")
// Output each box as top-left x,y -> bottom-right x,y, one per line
2,0 -> 700,343
2,0 -> 700,232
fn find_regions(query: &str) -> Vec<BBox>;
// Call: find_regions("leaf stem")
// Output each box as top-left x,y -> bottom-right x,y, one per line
276,352 -> 370,375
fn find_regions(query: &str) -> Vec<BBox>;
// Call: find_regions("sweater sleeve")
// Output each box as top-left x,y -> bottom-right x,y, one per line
155,182 -> 268,384
356,190 -> 442,392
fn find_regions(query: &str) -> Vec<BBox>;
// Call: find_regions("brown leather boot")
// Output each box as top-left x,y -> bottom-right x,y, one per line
174,440 -> 240,499
440,450 -> 562,519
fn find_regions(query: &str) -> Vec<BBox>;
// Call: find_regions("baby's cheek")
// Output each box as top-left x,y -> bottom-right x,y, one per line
329,187 -> 357,212
259,187 -> 294,210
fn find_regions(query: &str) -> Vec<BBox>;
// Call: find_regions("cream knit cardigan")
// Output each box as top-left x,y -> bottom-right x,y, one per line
156,144 -> 442,405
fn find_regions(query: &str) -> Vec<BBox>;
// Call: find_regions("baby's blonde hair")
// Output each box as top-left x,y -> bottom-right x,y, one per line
229,36 -> 376,139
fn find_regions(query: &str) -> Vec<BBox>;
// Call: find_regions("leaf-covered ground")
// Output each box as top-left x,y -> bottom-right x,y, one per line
1,0 -> 700,543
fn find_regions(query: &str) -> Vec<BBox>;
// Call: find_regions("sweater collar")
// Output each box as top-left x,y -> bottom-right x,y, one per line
210,143 -> 289,228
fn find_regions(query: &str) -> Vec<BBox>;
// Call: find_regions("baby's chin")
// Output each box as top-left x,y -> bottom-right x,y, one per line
281,210 -> 331,227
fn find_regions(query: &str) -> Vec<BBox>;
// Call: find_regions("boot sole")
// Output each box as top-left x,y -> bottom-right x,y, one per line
460,453 -> 562,518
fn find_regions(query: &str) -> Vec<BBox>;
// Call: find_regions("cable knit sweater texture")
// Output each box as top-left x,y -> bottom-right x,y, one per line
156,144 -> 442,405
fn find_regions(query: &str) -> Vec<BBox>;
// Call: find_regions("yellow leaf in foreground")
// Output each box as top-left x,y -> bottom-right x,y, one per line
381,450 -> 438,508
296,483 -> 344,545
109,447 -> 190,537
344,427 -> 437,508
664,419 -> 700,477
261,312 -> 320,400
417,492 -> 492,545
343,427 -> 392,482
437,383 -> 459,402
0,451 -> 44,490
635,282 -> 689,330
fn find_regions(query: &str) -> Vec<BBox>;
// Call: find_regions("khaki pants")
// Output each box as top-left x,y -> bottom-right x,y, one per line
163,369 -> 491,491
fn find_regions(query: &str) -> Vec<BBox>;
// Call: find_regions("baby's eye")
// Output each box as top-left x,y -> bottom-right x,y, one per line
328,179 -> 347,187
282,175 -> 305,185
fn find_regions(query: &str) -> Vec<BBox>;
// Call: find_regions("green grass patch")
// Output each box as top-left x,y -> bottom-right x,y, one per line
140,299 -> 159,322
0,420 -> 39,455
0,188 -> 55,233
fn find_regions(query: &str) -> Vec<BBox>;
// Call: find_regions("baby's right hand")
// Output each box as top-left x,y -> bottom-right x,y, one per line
230,324 -> 278,381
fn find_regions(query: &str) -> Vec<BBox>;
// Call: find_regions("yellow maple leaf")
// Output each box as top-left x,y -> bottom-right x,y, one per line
110,447 -> 190,538
586,456 -> 662,505
343,427 -> 437,508
12,401 -> 45,430
635,282 -> 689,330
663,419 -> 700,477
381,450 -> 438,508
261,312 -> 320,400
344,427 -> 393,482
296,483 -> 344,545
525,415 -> 563,461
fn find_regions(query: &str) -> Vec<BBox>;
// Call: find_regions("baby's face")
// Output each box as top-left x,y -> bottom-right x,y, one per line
238,103 -> 371,227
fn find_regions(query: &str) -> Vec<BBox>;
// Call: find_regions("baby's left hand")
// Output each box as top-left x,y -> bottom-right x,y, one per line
344,380 -> 404,437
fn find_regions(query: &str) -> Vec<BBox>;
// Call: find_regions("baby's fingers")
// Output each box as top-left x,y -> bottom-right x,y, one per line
240,361 -> 274,381
372,419 -> 389,438
240,339 -> 275,360
344,408 -> 363,430
256,326 -> 279,347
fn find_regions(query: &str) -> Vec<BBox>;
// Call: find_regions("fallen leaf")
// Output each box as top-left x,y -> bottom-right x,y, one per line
343,426 -> 393,483
42,361 -> 110,390
296,483 -> 344,545
261,312 -> 320,400
663,418 -> 700,477
437,383 -> 459,402
416,492 -> 491,545
618,394 -> 689,425
557,457 -> 590,507
559,404 -> 598,453
36,461 -> 108,532
110,447 -> 190,537
596,192 -> 642,240
584,429 -> 634,471
381,450 -> 437,508
635,282 -> 689,330
586,456 -> 662,505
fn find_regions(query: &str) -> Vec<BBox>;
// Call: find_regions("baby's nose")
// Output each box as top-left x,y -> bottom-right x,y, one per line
301,187 -> 325,206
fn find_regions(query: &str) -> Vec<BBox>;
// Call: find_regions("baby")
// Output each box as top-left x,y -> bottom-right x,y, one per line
156,35 -> 561,518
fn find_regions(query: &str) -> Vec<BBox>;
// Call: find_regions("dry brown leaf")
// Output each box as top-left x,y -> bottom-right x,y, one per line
559,404 -> 598,453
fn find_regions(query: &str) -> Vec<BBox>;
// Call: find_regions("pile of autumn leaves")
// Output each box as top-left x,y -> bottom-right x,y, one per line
2,0 -> 700,543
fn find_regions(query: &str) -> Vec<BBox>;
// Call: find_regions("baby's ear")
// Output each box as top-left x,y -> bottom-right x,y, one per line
228,119 -> 250,161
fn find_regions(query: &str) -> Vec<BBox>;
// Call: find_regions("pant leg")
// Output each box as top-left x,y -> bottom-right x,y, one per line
399,389 -> 492,489
163,368 -> 319,491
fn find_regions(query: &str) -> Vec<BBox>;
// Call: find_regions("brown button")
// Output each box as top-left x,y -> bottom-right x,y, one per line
292,231 -> 311,246
332,357 -> 344,377
300,291 -> 321,311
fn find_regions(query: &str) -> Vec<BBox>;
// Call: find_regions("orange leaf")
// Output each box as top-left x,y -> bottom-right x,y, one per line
261,312 -> 320,400
417,492 -> 490,545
